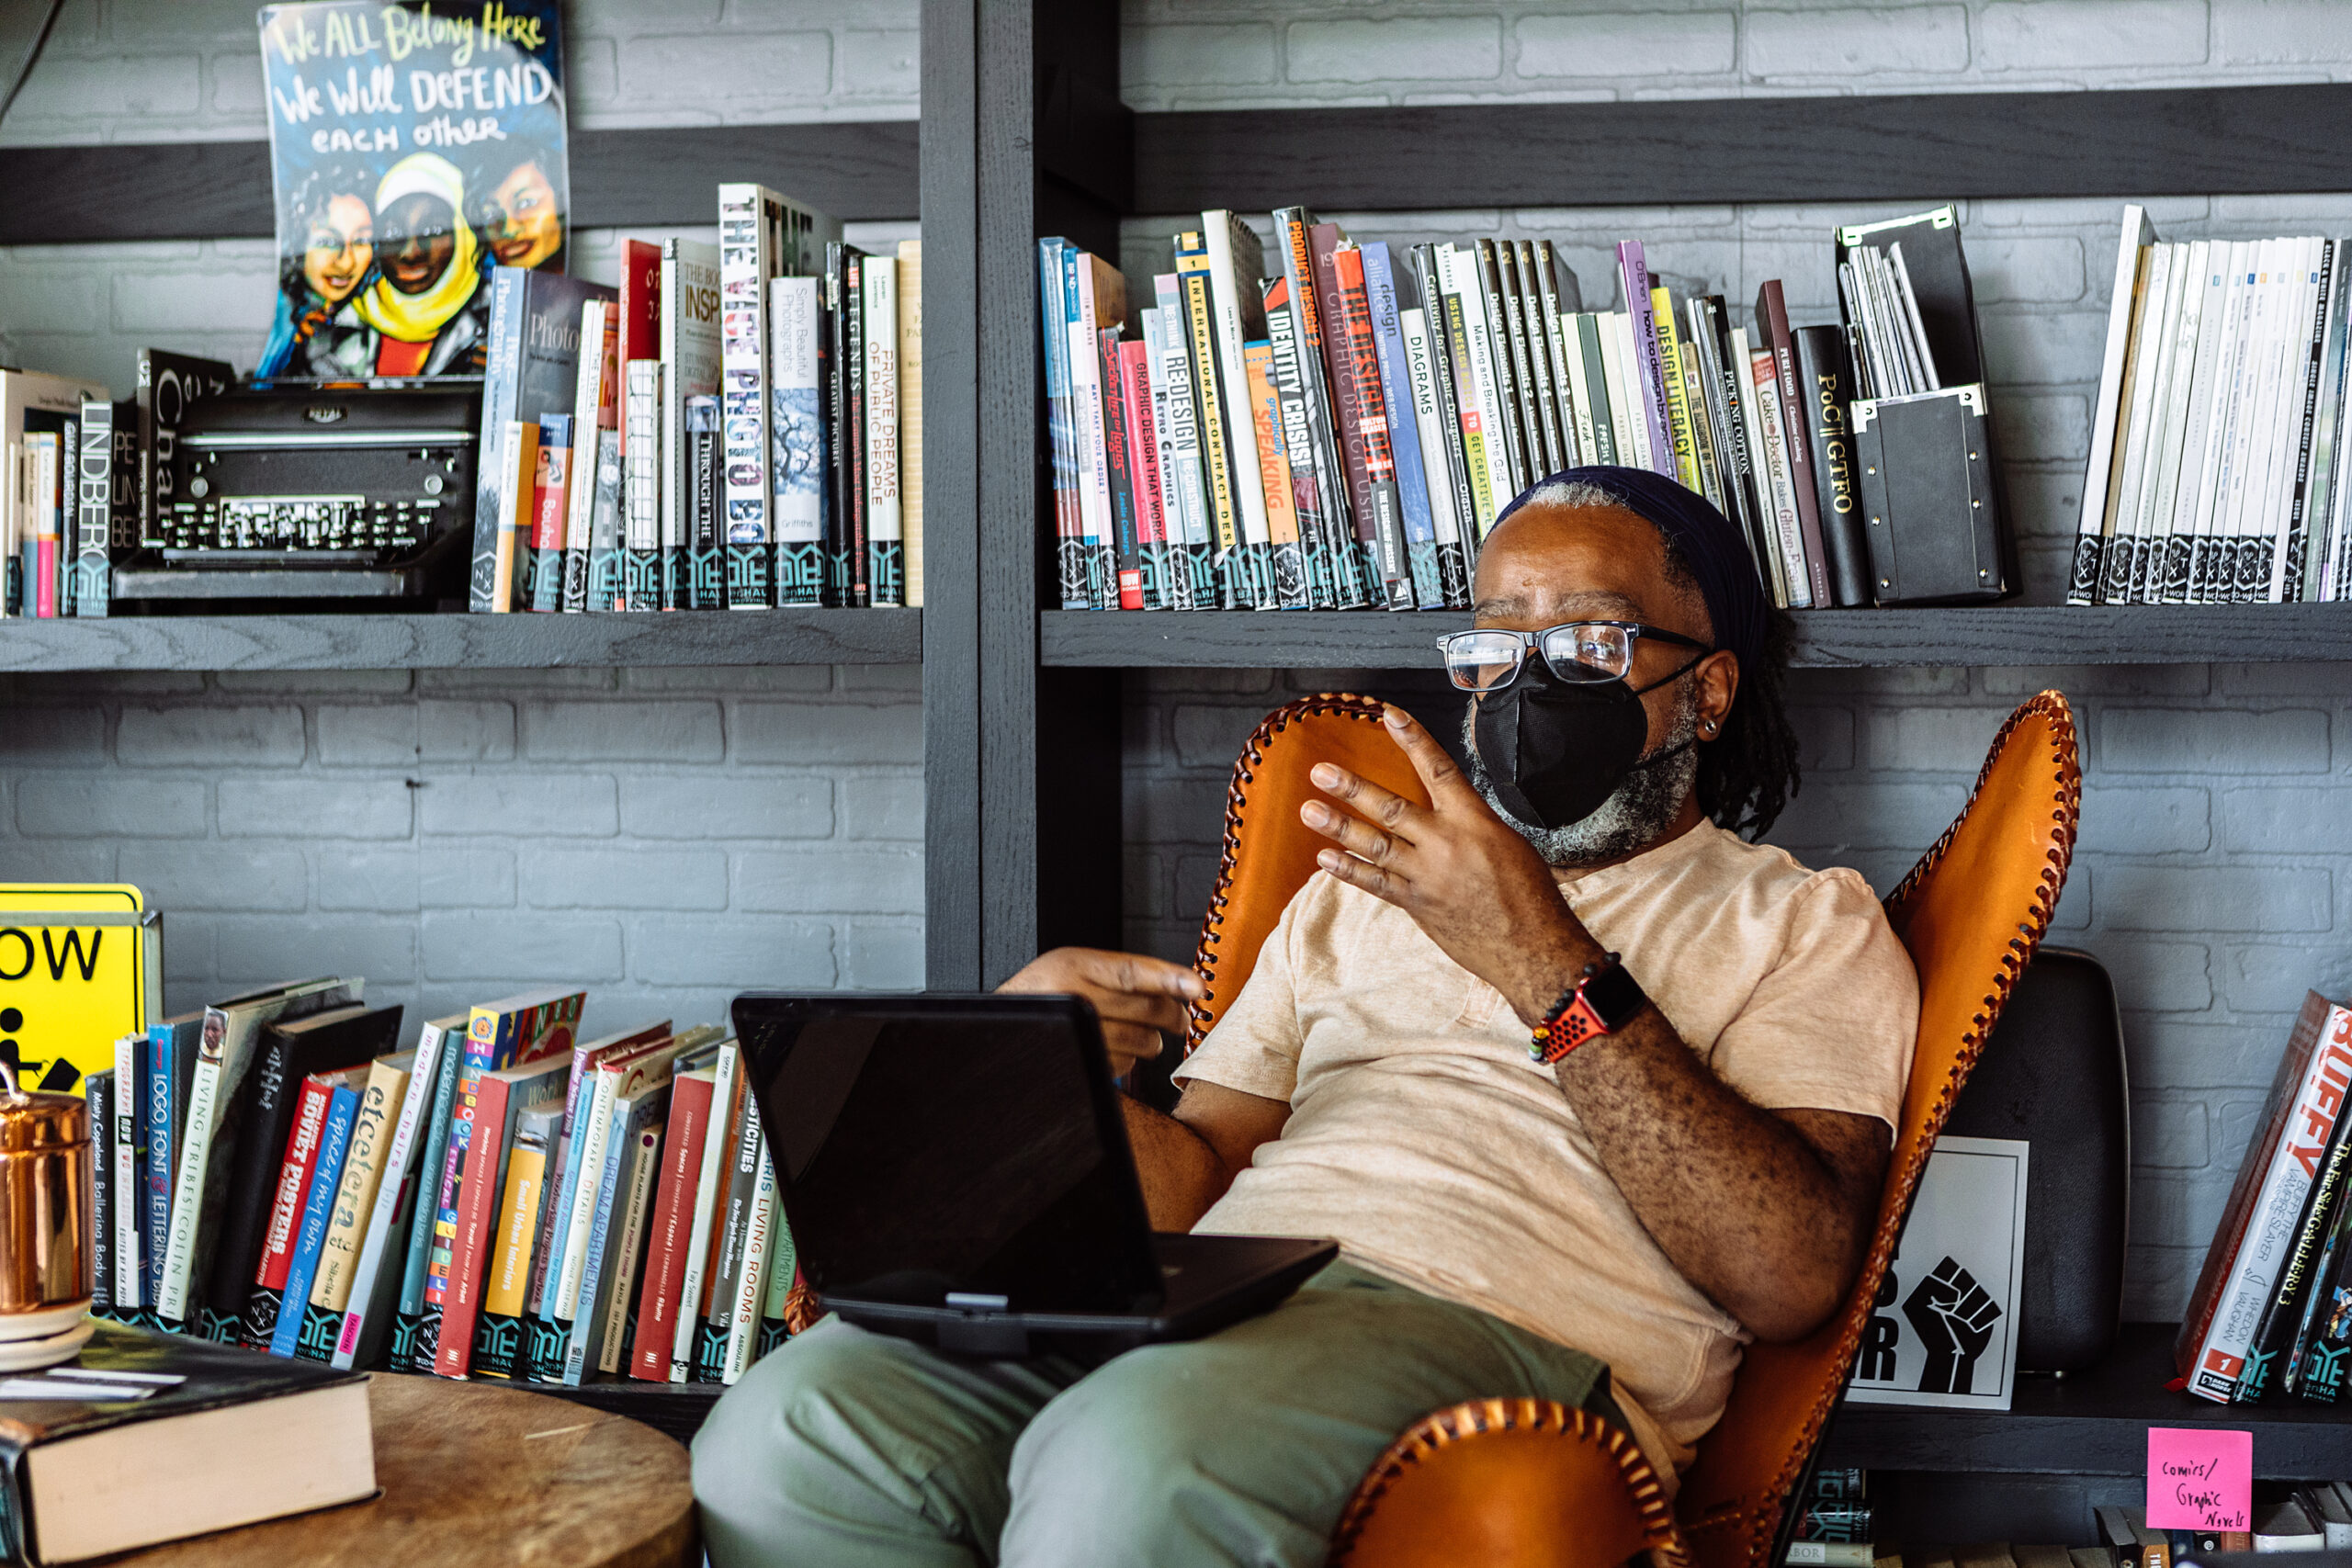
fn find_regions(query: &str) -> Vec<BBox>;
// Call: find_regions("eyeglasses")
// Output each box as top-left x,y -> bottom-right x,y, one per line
1434,621 -> 1714,693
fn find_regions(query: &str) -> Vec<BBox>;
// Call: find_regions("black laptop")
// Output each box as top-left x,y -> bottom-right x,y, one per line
730,992 -> 1338,1357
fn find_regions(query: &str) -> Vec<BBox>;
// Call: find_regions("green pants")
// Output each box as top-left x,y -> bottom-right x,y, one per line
691,1261 -> 1620,1568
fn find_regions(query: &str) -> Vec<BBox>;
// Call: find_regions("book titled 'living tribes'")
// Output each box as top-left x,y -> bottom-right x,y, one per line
256,0 -> 568,381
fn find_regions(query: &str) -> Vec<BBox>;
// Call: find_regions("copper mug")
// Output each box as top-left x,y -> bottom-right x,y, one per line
0,1063 -> 90,1319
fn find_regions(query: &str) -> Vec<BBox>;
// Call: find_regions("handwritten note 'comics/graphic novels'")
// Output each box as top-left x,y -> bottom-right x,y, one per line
258,2 -> 569,382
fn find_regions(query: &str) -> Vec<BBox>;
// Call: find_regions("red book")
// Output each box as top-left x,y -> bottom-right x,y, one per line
1307,224 -> 1377,566
630,1068 -> 717,1381
235,1073 -> 334,1349
435,1070 -> 520,1379
617,240 -> 662,380
1095,328 -> 1143,611
1754,280 -> 1833,607
1118,339 -> 1168,574
530,423 -> 572,558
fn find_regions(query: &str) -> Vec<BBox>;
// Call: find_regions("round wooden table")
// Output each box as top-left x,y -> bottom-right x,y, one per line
119,1375 -> 695,1568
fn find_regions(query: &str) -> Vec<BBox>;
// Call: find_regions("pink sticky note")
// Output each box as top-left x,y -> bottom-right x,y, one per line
2146,1427 -> 2252,1531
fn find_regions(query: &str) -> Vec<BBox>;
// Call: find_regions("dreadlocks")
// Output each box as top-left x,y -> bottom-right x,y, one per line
1649,521 -> 1802,840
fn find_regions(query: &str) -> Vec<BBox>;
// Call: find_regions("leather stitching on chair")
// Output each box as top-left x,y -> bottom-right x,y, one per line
1701,691 -> 2081,1568
1187,692 -> 1394,1055
1327,1397 -> 1690,1568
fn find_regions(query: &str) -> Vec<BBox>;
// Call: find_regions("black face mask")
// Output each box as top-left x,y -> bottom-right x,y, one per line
1472,654 -> 1707,832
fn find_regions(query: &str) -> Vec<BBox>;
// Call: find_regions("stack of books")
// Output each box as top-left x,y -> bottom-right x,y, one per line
0,367 -> 140,621
468,186 -> 922,615
2176,989 -> 2352,1406
1785,1467 -> 1872,1564
2069,205 -> 2352,606
84,978 -> 798,1389
1041,209 -> 1877,616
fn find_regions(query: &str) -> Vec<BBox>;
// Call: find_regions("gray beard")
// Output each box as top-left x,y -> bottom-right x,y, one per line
1460,685 -> 1702,868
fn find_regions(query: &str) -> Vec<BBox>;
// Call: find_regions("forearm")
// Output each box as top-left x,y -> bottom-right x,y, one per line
1555,1019 -> 1866,1340
1120,1097 -> 1234,1231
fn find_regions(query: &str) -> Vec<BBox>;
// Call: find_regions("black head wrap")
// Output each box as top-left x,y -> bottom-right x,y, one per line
1493,464 -> 1766,684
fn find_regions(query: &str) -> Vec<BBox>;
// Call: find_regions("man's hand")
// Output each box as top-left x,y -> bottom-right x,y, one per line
997,947 -> 1204,1077
1301,704 -> 1591,1026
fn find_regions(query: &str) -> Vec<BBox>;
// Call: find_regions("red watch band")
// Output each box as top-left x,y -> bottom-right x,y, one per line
1529,953 -> 1644,1066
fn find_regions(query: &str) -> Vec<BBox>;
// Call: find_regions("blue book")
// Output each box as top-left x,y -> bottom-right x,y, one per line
1360,242 -> 1446,611
142,1014 -> 203,1307
271,1082 -> 356,1359
390,1017 -> 469,1370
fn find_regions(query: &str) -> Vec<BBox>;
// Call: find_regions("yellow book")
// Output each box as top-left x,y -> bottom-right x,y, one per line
490,421 -> 538,612
1651,285 -> 1702,495
310,1051 -> 413,1315
483,1121 -> 550,1322
897,238 -> 923,608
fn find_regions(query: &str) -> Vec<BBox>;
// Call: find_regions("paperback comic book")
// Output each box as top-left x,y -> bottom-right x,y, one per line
256,0 -> 568,380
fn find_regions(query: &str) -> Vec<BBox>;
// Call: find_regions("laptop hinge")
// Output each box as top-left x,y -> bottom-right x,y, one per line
937,1315 -> 1032,1357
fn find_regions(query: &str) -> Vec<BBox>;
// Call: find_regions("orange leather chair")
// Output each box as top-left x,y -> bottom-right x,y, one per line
1182,691 -> 2082,1568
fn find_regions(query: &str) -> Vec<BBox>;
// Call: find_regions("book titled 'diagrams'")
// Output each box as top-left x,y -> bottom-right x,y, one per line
0,1322 -> 373,1564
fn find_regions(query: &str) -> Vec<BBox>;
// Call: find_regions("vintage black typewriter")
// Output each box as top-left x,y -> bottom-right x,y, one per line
114,380 -> 481,608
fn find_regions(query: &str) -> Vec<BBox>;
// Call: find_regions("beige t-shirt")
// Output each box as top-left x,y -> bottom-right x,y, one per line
1172,820 -> 1917,1479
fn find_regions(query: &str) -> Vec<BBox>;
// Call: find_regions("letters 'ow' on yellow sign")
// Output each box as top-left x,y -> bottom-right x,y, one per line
0,886 -> 162,1095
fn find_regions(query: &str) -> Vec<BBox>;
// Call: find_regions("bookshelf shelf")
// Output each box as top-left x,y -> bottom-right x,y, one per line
520,1378 -> 724,1448
1038,604 -> 2352,671
1816,1322 -> 2348,1477
0,609 -> 921,674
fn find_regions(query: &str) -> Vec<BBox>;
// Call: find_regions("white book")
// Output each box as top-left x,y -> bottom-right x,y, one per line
2328,260 -> 2352,599
2188,243 -> 2256,603
767,276 -> 825,604
2161,244 -> 2232,603
1201,210 -> 1274,551
1887,242 -> 1942,391
111,1032 -> 141,1313
332,1016 -> 458,1369
1729,327 -> 1791,607
622,360 -> 661,557
2112,243 -> 2181,602
715,186 -> 839,558
2230,241 -> 2297,602
721,1137 -> 776,1385
1440,245 -> 1514,532
1398,306 -> 1464,550
660,239 -> 722,579
156,977 -> 356,1326
2188,1000 -> 2352,1401
2142,240 -> 2211,604
1747,350 -> 1812,609
1069,253 -> 1117,587
670,1038 -> 741,1382
1611,312 -> 1655,473
560,298 -> 616,610
2267,237 -> 2330,602
2211,239 -> 2278,603
863,254 -> 903,605
2297,243 -> 2350,601
1151,275 -> 1213,561
2072,205 -> 2159,604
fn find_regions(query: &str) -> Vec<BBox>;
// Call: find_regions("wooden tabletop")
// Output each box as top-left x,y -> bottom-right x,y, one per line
116,1374 -> 695,1568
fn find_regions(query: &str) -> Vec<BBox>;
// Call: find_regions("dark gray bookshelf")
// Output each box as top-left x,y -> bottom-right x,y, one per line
0,608 -> 919,673
1040,604 -> 2352,671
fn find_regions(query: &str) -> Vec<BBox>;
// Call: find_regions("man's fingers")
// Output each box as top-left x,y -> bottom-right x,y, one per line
1070,947 -> 1206,1001
1381,705 -> 1476,805
1317,847 -> 1406,907
1306,761 -> 1423,835
1092,988 -> 1193,1036
1299,797 -> 1402,866
1100,1021 -> 1166,1064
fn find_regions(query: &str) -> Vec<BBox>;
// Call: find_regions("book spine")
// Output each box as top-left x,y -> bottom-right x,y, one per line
492,423 -> 538,616
1241,340 -> 1307,612
718,186 -> 777,603
767,276 -> 825,606
686,396 -> 724,609
1750,354 -> 1811,607
548,1074 -> 620,1344
864,255 -> 903,607
526,415 -> 573,613
111,1032 -> 144,1317
1514,241 -> 1572,474
1470,241 -> 1532,494
899,239 -> 924,608
1271,209 -> 1361,609
270,1085 -> 356,1359
563,302 -> 616,614
391,1021 -> 465,1370
672,1049 -> 742,1384
1311,229 -> 1387,604
87,1069 -> 112,1316
417,1009 -> 516,1371
1261,295 -> 1328,611
470,266 -> 525,611
1122,335 -> 1177,609
2240,1079 -> 2352,1400
1758,279 -> 1835,607
1139,306 -> 1193,608
73,403 -> 108,617
141,1026 -> 175,1311
1066,247 -> 1113,609
845,254 -> 870,608
434,1070 -> 519,1379
1098,329 -> 1144,612
242,1073 -> 333,1350
599,1122 -> 666,1377
1503,242 -> 1564,475
1399,305 -> 1472,609
618,359 -> 662,612
697,1100 -> 764,1384
1363,243 -> 1445,611
1202,211 -> 1275,604
1651,287 -> 1702,495
1791,327 -> 1873,606
1176,250 -> 1244,607
337,1026 -> 448,1370
1408,248 -> 1480,596
308,1061 -> 403,1337
1532,243 -> 1582,465
1152,276 -> 1215,610
1040,240 -> 1088,610
2191,1002 -> 2352,1399
1334,244 -> 1413,609
723,1137 -> 776,1384
2277,239 -> 2335,603
581,430 -> 625,612
1619,242 -> 1676,477
1446,246 -> 1515,528
1429,257 -> 1497,538
476,1114 -> 552,1379
562,1090 -> 639,1384
633,1076 -> 714,1380
2292,1209 -> 2352,1399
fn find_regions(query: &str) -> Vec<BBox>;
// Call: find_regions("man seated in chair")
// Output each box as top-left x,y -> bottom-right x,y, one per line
694,467 -> 1919,1568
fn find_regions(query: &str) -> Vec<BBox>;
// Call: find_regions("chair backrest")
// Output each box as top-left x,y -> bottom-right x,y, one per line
1187,691 -> 2082,1568
1674,690 -> 2079,1568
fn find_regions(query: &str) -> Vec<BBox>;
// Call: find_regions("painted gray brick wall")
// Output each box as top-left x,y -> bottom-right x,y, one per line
0,2 -> 924,1042
1114,0 -> 2352,1324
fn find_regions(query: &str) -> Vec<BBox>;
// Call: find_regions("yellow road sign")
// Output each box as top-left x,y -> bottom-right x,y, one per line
0,886 -> 161,1094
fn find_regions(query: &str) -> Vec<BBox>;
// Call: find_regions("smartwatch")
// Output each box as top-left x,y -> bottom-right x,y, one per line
1529,953 -> 1648,1066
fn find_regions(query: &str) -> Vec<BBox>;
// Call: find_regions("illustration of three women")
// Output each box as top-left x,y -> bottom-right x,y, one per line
258,149 -> 565,380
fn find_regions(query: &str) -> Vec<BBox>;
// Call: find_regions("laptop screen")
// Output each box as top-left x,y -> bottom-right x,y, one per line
733,995 -> 1165,1314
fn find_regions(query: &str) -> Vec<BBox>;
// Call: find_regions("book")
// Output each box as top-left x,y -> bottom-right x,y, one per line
1239,339 -> 1306,611
131,353 -> 227,551
1202,210 -> 1277,608
1310,226 -> 1395,607
1429,246 -> 1502,535
770,276 -> 826,606
1756,279 -> 1836,607
389,1015 -> 470,1371
1618,242 -> 1675,477
1148,290 -> 1211,609
333,1016 -> 457,1371
524,412 -> 574,614
560,299 -> 618,613
1256,289 -> 1323,609
1173,234 -> 1244,606
899,238 -> 924,609
720,1138 -> 779,1382
1124,335 -> 1177,610
694,1077 -> 764,1382
1363,243 -> 1447,611
268,1073 -> 362,1359
579,428 -> 625,612
2183,991 -> 2352,1398
109,1032 -> 144,1320
1272,207 -> 1367,608
617,238 -> 662,390
1653,286 -> 1702,495
237,1066 -> 334,1349
414,987 -> 583,1373
84,1070 -> 112,1318
141,1012 -> 202,1315
1791,326 -> 1872,605
157,978 -> 358,1332
439,1053 -> 571,1379
1096,328 -> 1143,612
2253,1497 -> 2324,1551
717,186 -> 797,609
0,1319 -> 372,1564
1471,241 -> 1532,495
668,1040 -> 743,1382
864,253 -> 903,607
1037,240 -> 1087,608
582,1101 -> 668,1381
469,268 -> 615,612
1515,241 -> 1572,474
1750,350 -> 1815,608
631,1062 -> 718,1379
840,248 -> 871,608
476,1104 -> 560,1380
2237,1024 -> 2352,1397
71,400 -> 132,619
685,394 -> 724,609
296,1049 -> 411,1360
659,238 -> 722,611
619,359 -> 662,611
1397,300 -> 1474,607
1437,245 -> 1510,523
